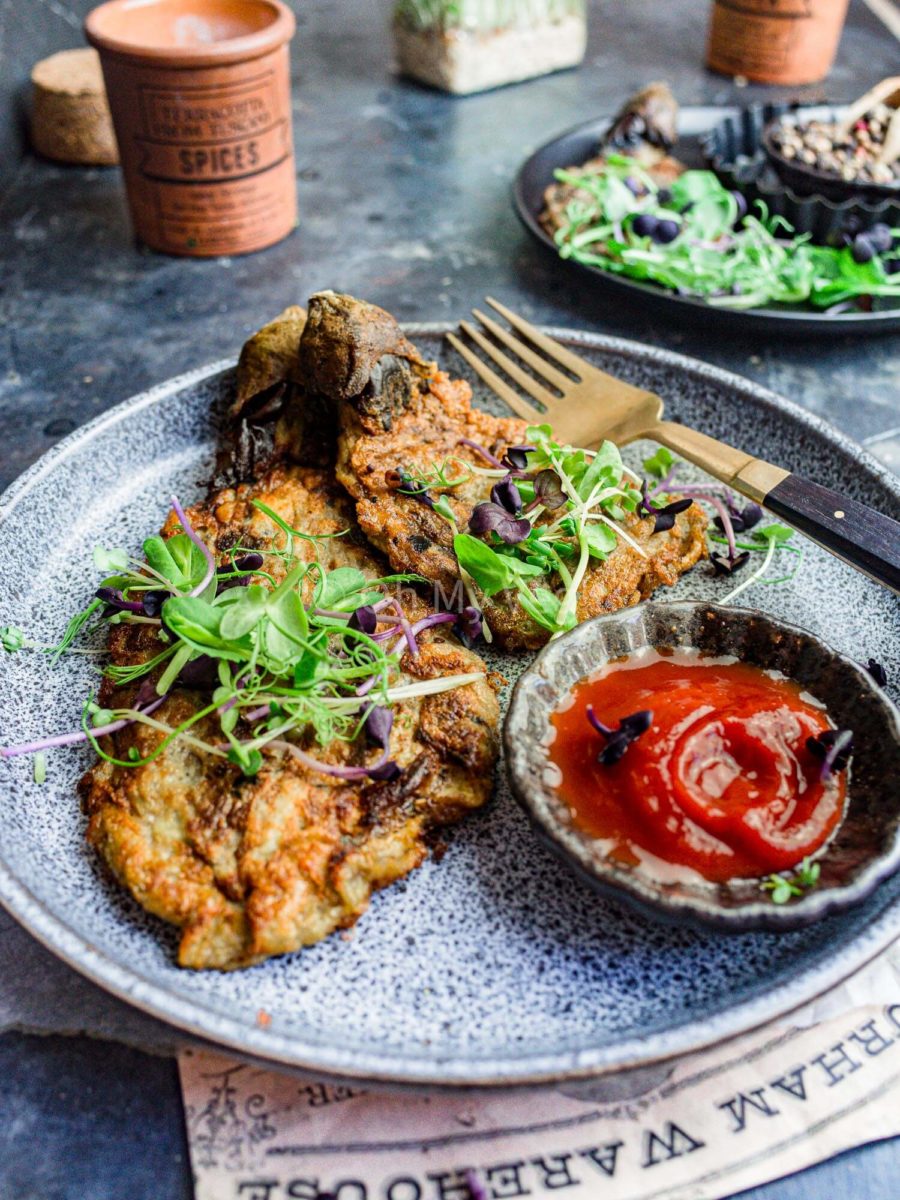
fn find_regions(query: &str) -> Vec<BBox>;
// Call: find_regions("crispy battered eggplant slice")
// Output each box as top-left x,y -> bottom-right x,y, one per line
216,304 -> 336,487
233,304 -> 308,416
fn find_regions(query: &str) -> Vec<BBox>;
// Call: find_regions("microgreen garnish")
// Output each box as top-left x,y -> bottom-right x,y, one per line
456,437 -> 503,468
551,157 -> 900,311
762,856 -> 821,904
532,468 -> 567,511
93,547 -> 129,574
363,704 -> 393,748
715,500 -> 762,535
717,524 -> 797,603
0,498 -> 486,780
469,477 -> 531,544
643,447 -> 675,479
638,483 -> 693,533
586,704 -> 653,765
866,658 -> 887,687
393,458 -> 472,495
453,605 -> 485,648
641,449 -> 805,597
447,426 -> 645,636
1,626 -> 25,653
710,551 -> 751,576
386,468 -> 436,509
501,445 -> 534,473
806,729 -> 854,780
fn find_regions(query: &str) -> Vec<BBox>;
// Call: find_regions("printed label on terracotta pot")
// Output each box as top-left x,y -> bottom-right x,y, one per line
706,0 -> 850,86
86,0 -> 297,257
133,72 -> 293,252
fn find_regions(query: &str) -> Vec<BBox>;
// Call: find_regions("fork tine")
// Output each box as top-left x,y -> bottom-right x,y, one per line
446,332 -> 544,425
485,296 -> 591,378
459,320 -> 556,409
471,309 -> 571,393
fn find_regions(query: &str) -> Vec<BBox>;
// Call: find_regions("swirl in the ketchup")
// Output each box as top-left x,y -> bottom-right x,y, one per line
549,651 -> 847,882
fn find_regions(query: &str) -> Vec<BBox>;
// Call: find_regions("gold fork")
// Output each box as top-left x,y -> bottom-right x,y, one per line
447,298 -> 900,593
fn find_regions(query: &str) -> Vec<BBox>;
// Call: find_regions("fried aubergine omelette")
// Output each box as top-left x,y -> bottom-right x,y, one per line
79,312 -> 500,971
540,83 -> 687,240
296,291 -> 707,651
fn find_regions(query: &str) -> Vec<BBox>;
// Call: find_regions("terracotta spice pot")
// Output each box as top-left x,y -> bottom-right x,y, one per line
706,0 -> 850,86
86,0 -> 296,257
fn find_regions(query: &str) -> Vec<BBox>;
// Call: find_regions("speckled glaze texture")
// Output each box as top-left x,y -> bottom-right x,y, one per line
505,602 -> 900,932
0,328 -> 898,1087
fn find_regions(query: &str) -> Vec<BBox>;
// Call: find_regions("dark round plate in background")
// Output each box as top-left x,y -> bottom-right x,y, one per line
513,105 -> 900,336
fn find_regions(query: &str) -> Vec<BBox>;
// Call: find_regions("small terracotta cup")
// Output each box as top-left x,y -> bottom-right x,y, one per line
706,0 -> 849,86
86,0 -> 296,256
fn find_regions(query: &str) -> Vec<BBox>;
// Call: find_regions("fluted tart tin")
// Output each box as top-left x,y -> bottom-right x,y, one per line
703,103 -> 900,244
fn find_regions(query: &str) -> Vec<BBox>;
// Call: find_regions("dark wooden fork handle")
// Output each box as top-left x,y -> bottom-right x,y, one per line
764,475 -> 900,593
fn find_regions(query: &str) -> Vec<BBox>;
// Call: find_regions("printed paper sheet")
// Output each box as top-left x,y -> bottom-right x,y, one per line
179,941 -> 900,1200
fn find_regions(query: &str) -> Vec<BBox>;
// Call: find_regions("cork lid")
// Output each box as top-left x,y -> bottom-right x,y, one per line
31,47 -> 107,94
30,47 -> 119,165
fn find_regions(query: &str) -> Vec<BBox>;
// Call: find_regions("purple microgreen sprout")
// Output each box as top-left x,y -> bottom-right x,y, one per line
216,553 -> 265,591
456,437 -> 504,469
95,586 -> 147,616
586,704 -> 653,766
233,552 -> 264,572
266,737 -> 400,782
710,550 -> 751,576
367,759 -> 402,781
501,444 -> 535,473
806,729 -> 854,780
468,503 -> 531,544
388,597 -> 419,657
490,476 -> 523,513
638,481 -> 693,533
3,525 -> 485,782
348,605 -> 378,635
714,498 -> 763,535
0,692 -> 168,760
529,468 -> 567,512
139,590 -> 169,617
469,471 -> 532,545
177,654 -> 219,690
641,452 -> 776,581
362,704 -> 393,749
386,468 -> 436,509
866,658 -> 887,688
217,552 -> 264,577
453,605 -> 485,647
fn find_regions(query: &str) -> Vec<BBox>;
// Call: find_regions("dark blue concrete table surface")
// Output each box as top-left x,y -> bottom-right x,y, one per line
1,1 -> 898,1197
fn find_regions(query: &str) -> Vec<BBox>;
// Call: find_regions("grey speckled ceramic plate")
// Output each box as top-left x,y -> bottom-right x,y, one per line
0,326 -> 898,1088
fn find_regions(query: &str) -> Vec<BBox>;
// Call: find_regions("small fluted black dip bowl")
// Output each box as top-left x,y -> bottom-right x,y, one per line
504,602 -> 900,933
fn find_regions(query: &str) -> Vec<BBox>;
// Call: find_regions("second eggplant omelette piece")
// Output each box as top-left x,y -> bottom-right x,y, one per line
298,291 -> 707,651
